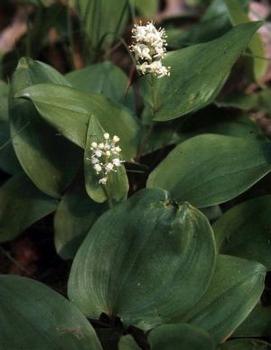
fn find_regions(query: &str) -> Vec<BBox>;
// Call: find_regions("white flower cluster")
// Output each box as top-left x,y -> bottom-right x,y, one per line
130,22 -> 170,78
89,133 -> 123,185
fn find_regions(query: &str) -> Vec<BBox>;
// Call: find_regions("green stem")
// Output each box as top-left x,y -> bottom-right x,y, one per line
102,185 -> 113,209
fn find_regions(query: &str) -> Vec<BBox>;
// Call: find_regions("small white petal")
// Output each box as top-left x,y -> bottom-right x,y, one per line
94,164 -> 102,173
106,163 -> 114,171
98,143 -> 105,149
94,150 -> 103,157
91,157 -> 99,164
113,135 -> 120,143
91,142 -> 97,148
112,158 -> 121,167
104,133 -> 110,140
99,177 -> 107,185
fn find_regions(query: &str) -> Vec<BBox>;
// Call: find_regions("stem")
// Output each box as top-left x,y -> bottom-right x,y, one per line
136,76 -> 155,159
102,185 -> 114,209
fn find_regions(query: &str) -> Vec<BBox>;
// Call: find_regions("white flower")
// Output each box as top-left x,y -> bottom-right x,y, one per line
94,149 -> 103,158
130,22 -> 170,78
112,158 -> 121,167
113,135 -> 120,143
94,164 -> 102,173
105,163 -> 114,172
99,177 -> 107,185
91,157 -> 99,164
87,132 -> 123,185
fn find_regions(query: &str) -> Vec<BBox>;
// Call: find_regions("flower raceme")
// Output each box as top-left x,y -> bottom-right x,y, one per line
88,133 -> 123,185
130,22 -> 170,78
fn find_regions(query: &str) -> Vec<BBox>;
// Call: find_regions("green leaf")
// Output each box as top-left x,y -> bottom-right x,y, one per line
234,304 -> 271,337
54,178 -> 105,259
219,339 -> 271,350
185,255 -> 266,343
142,114 -> 261,156
0,174 -> 57,243
0,82 -> 21,174
17,83 -> 139,160
146,22 -> 262,121
224,0 -> 267,82
216,89 -> 271,113
66,61 -> 134,110
129,0 -> 158,17
214,196 -> 271,270
68,188 -> 216,330
147,134 -> 271,208
10,57 -> 80,198
84,115 -> 129,203
72,0 -> 129,51
119,336 -> 140,350
148,323 -> 215,350
0,275 -> 103,350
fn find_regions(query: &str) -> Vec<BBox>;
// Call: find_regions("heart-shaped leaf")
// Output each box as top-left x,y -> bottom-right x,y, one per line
84,115 -> 129,203
145,22 -> 262,121
68,188 -> 216,330
0,174 -> 57,242
10,57 -> 81,198
147,134 -> 271,208
16,83 -> 139,160
184,255 -> 266,343
0,275 -> 102,350
214,196 -> 271,270
148,323 -> 215,350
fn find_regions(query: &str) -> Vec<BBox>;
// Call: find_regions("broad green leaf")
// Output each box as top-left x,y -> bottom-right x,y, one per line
214,196 -> 271,270
145,22 -> 262,121
147,134 -> 271,208
17,84 -> 139,160
68,188 -> 216,330
142,114 -> 262,156
10,58 -> 80,198
84,116 -> 129,203
72,0 -> 129,51
234,304 -> 271,337
0,82 -> 21,174
119,336 -> 140,350
0,174 -> 57,242
54,178 -> 105,259
0,275 -> 103,350
149,323 -> 215,350
225,0 -> 268,82
185,255 -> 266,343
217,89 -> 271,113
219,339 -> 271,350
66,61 -> 134,109
129,0 -> 158,17
216,92 -> 260,111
